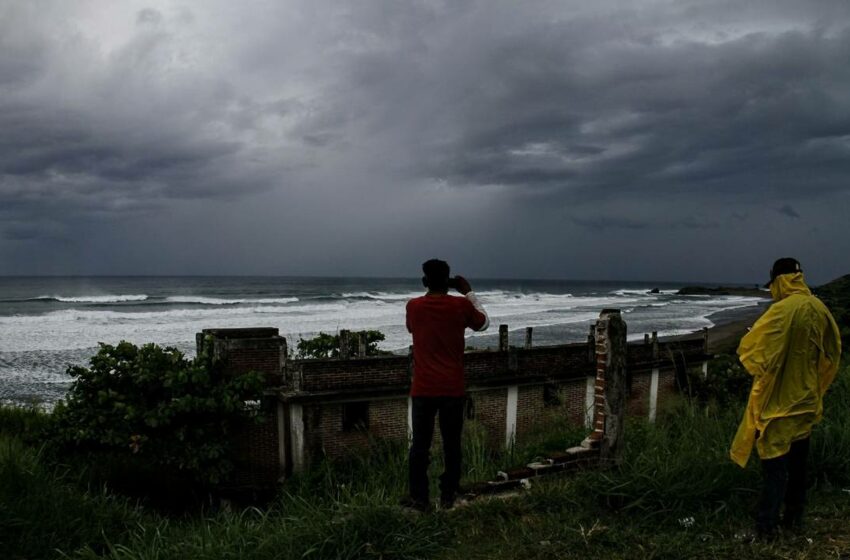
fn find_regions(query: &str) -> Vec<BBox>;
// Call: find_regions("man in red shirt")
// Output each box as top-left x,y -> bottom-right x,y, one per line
404,259 -> 489,511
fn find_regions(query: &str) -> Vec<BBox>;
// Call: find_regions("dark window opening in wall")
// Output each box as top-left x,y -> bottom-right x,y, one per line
543,384 -> 562,407
342,402 -> 370,432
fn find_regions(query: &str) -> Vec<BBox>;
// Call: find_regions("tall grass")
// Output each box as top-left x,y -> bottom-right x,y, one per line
810,366 -> 850,486
570,398 -> 760,518
0,435 -> 144,559
2,363 -> 848,559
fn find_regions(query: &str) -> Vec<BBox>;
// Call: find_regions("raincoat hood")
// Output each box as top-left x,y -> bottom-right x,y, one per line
769,272 -> 812,301
730,279 -> 841,467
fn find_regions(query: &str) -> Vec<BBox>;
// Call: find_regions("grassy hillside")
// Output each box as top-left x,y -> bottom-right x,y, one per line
3,367 -> 850,559
815,274 -> 850,349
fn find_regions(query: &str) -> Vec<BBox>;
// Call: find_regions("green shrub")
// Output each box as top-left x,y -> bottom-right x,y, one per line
810,365 -> 850,486
0,435 -> 143,559
684,353 -> 751,407
0,404 -> 50,443
295,330 -> 392,359
50,339 -> 265,486
572,398 -> 759,518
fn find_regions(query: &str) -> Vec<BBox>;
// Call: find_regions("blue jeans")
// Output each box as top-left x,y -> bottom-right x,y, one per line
408,396 -> 465,505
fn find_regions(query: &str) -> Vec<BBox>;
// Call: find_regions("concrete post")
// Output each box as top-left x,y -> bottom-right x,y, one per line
357,332 -> 367,358
524,327 -> 533,350
583,310 -> 627,466
648,330 -> 660,423
339,330 -> 350,359
499,324 -> 509,352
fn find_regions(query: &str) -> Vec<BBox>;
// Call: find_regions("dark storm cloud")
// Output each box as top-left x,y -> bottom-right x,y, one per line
1,0 -> 849,281
406,14 -> 850,204
778,205 -> 801,219
0,3 -> 312,234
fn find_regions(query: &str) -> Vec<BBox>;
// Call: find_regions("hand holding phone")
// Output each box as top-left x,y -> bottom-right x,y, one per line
450,275 -> 472,295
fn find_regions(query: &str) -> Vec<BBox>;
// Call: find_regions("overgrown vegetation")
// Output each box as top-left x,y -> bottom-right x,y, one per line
294,329 -> 393,359
2,363 -> 849,559
49,340 -> 265,486
2,276 -> 849,559
814,273 -> 850,350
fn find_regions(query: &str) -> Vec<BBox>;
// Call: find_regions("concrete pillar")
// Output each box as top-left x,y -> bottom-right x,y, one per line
583,309 -> 627,467
339,330 -> 350,359
505,385 -> 518,449
289,403 -> 305,473
648,330 -> 660,423
499,324 -> 509,352
600,310 -> 627,465
648,368 -> 660,423
357,332 -> 367,358
276,401 -> 287,479
407,397 -> 413,442
584,374 -> 596,429
524,327 -> 533,350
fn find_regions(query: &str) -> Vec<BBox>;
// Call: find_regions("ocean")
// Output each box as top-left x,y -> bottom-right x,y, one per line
0,276 -> 765,405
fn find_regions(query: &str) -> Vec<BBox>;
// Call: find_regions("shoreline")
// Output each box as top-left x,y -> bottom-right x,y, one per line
663,301 -> 769,354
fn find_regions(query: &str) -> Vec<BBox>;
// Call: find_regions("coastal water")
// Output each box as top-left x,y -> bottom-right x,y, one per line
0,276 -> 765,405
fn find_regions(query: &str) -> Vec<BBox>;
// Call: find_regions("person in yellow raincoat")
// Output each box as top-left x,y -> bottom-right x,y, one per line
730,257 -> 842,537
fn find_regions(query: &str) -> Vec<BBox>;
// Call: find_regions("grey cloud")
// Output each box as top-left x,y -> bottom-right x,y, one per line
778,204 -> 801,218
2,0 -> 850,282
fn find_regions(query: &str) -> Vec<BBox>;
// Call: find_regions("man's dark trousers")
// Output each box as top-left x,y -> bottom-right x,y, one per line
756,437 -> 810,534
409,396 -> 465,506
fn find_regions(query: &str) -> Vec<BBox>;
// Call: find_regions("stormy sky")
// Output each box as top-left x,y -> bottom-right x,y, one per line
1,1 -> 849,284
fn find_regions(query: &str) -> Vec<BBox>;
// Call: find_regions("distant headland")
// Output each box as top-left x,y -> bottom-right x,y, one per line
676,285 -> 769,298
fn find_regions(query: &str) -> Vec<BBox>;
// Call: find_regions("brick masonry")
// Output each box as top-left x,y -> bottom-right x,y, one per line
201,319 -> 710,487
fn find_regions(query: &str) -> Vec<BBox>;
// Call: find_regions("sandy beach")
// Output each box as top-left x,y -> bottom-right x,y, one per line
664,299 -> 770,354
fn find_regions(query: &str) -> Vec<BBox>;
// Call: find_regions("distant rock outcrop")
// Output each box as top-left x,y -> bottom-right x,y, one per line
676,286 -> 769,298
813,274 -> 850,347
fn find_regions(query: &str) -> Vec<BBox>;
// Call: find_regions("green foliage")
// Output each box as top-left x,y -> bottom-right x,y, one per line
0,404 -> 50,443
684,353 -> 751,407
0,435 -> 144,559
295,330 -> 392,359
814,273 -> 850,352
49,339 -> 265,486
572,398 -> 759,517
810,365 -> 850,486
3,361 -> 850,559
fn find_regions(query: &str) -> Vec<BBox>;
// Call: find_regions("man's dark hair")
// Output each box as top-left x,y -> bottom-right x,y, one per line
422,259 -> 450,291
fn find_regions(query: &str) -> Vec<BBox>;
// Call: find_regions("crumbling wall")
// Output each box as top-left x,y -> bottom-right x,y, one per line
200,320 -> 709,488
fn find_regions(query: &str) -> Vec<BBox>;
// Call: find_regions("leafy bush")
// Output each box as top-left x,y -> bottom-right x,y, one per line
0,404 -> 50,443
295,330 -> 392,359
50,340 -> 265,486
684,353 -> 751,407
810,365 -> 850,486
0,435 -> 143,559
572,399 -> 759,517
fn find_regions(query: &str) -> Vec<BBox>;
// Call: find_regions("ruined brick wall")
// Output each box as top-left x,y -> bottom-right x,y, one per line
468,388 -> 508,448
303,398 -> 409,461
202,325 -> 709,486
515,379 -> 587,439
627,372 -> 651,416
658,369 -> 677,400
231,412 -> 280,488
295,356 -> 409,392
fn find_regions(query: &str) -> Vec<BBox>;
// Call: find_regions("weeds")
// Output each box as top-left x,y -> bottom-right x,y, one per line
2,363 -> 849,559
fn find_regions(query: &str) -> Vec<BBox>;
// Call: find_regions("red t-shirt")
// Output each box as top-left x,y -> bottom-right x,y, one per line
406,294 -> 487,397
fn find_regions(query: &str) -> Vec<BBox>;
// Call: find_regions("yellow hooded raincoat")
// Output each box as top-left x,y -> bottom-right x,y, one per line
730,272 -> 842,468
